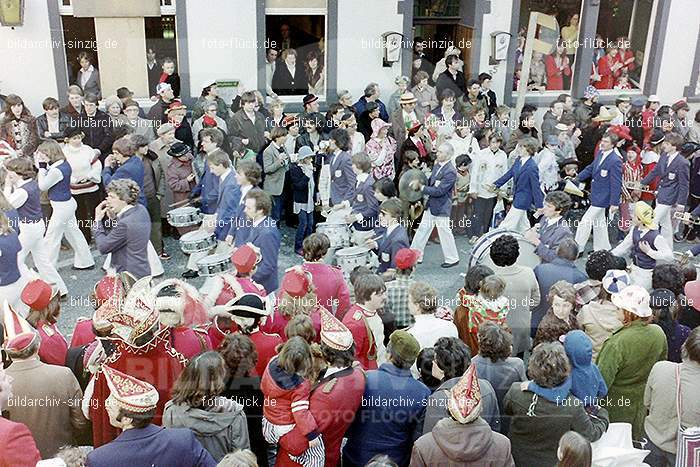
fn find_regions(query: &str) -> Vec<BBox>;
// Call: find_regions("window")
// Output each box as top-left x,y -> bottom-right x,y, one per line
265,14 -> 326,98
590,0 -> 654,91
414,0 -> 460,18
60,16 -> 98,87
515,0 -> 584,93
145,16 -> 178,97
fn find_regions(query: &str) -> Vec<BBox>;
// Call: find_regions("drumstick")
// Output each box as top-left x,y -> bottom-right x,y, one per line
169,197 -> 200,208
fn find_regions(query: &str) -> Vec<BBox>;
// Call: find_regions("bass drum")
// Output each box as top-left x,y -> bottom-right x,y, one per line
468,229 -> 539,270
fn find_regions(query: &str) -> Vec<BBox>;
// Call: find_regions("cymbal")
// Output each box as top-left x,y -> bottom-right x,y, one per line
399,169 -> 427,203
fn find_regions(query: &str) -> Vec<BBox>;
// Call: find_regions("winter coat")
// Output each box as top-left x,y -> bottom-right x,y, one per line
410,417 -> 514,467
163,397 -> 250,462
491,264 -> 540,356
504,382 -> 609,467
596,320 -> 667,440
577,300 -> 624,360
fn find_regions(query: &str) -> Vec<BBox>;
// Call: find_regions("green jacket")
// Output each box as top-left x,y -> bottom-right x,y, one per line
596,320 -> 667,440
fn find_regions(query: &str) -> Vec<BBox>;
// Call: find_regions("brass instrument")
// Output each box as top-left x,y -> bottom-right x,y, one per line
624,182 -> 656,195
484,184 -> 513,203
674,251 -> 693,267
673,211 -> 700,225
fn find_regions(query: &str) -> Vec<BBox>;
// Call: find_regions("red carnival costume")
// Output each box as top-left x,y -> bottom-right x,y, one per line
342,304 -> 382,370
302,262 -> 351,319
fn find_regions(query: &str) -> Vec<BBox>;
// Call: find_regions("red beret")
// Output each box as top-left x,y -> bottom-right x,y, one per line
395,248 -> 420,270
21,279 -> 53,311
5,332 -> 38,354
231,244 -> 260,274
281,267 -> 312,298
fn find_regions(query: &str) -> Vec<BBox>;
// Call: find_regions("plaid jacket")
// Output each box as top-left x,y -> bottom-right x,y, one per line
385,276 -> 415,328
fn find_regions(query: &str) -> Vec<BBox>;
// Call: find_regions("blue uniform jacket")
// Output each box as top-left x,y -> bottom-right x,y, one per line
330,150 -> 356,206
495,156 -> 544,210
0,231 -> 22,286
247,216 -> 281,292
375,224 -> 410,273
191,162 -> 220,215
343,363 -> 431,467
102,156 -> 146,206
576,149 -> 623,208
424,161 -> 457,217
351,175 -> 379,231
86,424 -> 216,467
642,152 -> 690,207
214,171 -> 241,241
93,204 -> 151,279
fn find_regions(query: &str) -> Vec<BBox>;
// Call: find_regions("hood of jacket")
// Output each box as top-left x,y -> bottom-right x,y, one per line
432,418 -> 494,461
164,397 -> 244,436
564,329 -> 593,368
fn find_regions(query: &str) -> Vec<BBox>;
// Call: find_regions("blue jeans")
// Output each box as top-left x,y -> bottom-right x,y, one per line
295,210 -> 314,251
271,194 -> 284,225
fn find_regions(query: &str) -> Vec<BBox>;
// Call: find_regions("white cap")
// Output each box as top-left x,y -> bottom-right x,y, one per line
156,82 -> 172,95
201,79 -> 216,90
648,94 -> 660,102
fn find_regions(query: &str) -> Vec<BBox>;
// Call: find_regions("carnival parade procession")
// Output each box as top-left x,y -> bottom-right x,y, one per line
1,1 -> 700,466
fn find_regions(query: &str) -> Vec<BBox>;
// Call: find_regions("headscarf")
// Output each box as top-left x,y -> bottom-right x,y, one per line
634,201 -> 655,229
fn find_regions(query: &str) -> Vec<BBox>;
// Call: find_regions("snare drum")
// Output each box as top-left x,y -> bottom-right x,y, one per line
317,222 -> 351,249
468,229 -> 539,269
179,230 -> 217,254
168,206 -> 202,227
196,253 -> 233,277
336,246 -> 373,280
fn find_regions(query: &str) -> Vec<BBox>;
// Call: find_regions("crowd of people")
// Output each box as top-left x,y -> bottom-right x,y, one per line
1,37 -> 700,467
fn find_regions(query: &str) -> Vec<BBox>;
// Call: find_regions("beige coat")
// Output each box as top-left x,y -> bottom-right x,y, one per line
5,357 -> 87,458
491,264 -> 540,355
577,300 -> 624,360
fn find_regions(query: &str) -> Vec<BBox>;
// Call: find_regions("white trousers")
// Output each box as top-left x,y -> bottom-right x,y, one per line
186,214 -> 217,271
103,242 -> 164,277
0,274 -> 30,316
18,220 -> 68,294
575,206 -> 611,251
497,207 -> 531,233
45,198 -> 95,269
410,210 -> 459,264
654,203 -> 674,249
630,264 -> 653,292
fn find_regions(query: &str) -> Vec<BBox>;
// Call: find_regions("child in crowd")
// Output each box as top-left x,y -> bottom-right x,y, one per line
451,154 -> 472,236
459,272 -> 509,356
619,144 -> 643,234
159,57 -> 181,98
563,330 -> 608,410
367,198 -> 410,276
261,336 -> 325,466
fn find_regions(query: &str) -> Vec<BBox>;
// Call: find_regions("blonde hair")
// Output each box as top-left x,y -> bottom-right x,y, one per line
409,282 -> 438,314
277,288 -> 318,320
480,275 -> 506,300
38,139 -> 66,163
218,449 -> 259,467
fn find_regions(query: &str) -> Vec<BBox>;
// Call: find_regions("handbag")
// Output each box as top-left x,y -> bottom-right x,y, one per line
675,365 -> 700,467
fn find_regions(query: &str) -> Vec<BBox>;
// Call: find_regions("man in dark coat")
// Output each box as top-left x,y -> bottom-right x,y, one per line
272,48 -> 308,95
147,83 -> 176,127
230,91 -> 267,154
243,189 -> 281,292
435,55 -> 466,100
74,93 -> 114,163
354,83 -> 390,122
86,366 -> 215,467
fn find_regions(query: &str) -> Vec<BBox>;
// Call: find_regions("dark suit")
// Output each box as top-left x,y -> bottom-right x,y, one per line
36,112 -> 71,140
93,204 -> 152,279
271,61 -> 308,96
495,156 -> 544,210
330,150 -> 356,206
435,69 -> 466,99
643,152 -> 690,207
375,224 -> 410,273
86,424 -> 216,467
425,161 -> 457,217
351,175 -> 379,231
102,156 -> 146,207
247,216 -> 281,292
576,149 -> 623,208
214,170 -> 241,241
73,110 -> 114,161
534,216 -> 573,263
75,67 -> 101,99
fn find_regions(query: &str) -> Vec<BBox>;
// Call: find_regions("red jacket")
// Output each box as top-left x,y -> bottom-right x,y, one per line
544,54 -> 570,91
260,357 -> 317,436
595,55 -> 620,89
238,277 -> 267,296
70,318 -> 97,348
342,304 -> 379,370
206,316 -> 238,350
0,417 -> 41,467
303,262 -> 351,320
250,330 -> 283,377
36,321 -> 68,366
169,326 -> 212,360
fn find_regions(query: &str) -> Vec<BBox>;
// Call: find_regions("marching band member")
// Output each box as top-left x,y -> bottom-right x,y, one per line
0,209 -> 28,308
3,157 -> 67,296
35,139 -> 95,270
166,142 -> 197,235
574,132 -> 623,251
342,273 -> 387,370
335,152 -> 379,245
289,146 -> 316,255
182,128 -> 223,278
301,233 -> 351,319
409,142 -> 460,268
611,201 -> 673,291
468,134 -> 508,237
640,132 -> 689,248
327,128 -> 356,208
20,279 -> 68,365
492,136 -> 544,233
153,279 -> 212,359
102,136 -> 164,277
231,243 -> 268,295
526,190 -> 574,263
366,197 -> 409,275
229,160 -> 262,247
243,189 -> 281,293
93,179 -> 151,279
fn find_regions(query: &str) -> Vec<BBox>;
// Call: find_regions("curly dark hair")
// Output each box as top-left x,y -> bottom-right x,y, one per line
416,348 -> 441,389
585,250 -> 614,281
320,342 -> 355,368
477,321 -> 513,362
219,334 -> 258,379
489,235 -> 520,267
464,264 -> 494,294
528,342 -> 571,388
652,263 -> 684,297
434,337 -> 471,381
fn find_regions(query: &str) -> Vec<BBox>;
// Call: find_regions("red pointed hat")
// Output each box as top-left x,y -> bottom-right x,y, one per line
395,248 -> 420,270
448,365 -> 482,424
21,279 -> 54,311
281,266 -> 313,298
103,366 -> 159,412
320,307 -> 353,351
231,244 -> 261,274
2,300 -> 35,346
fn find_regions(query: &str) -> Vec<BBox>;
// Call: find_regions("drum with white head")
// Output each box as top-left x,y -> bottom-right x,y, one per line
196,253 -> 234,277
336,246 -> 375,281
468,229 -> 539,270
317,222 -> 351,249
179,230 -> 217,254
167,206 -> 202,227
